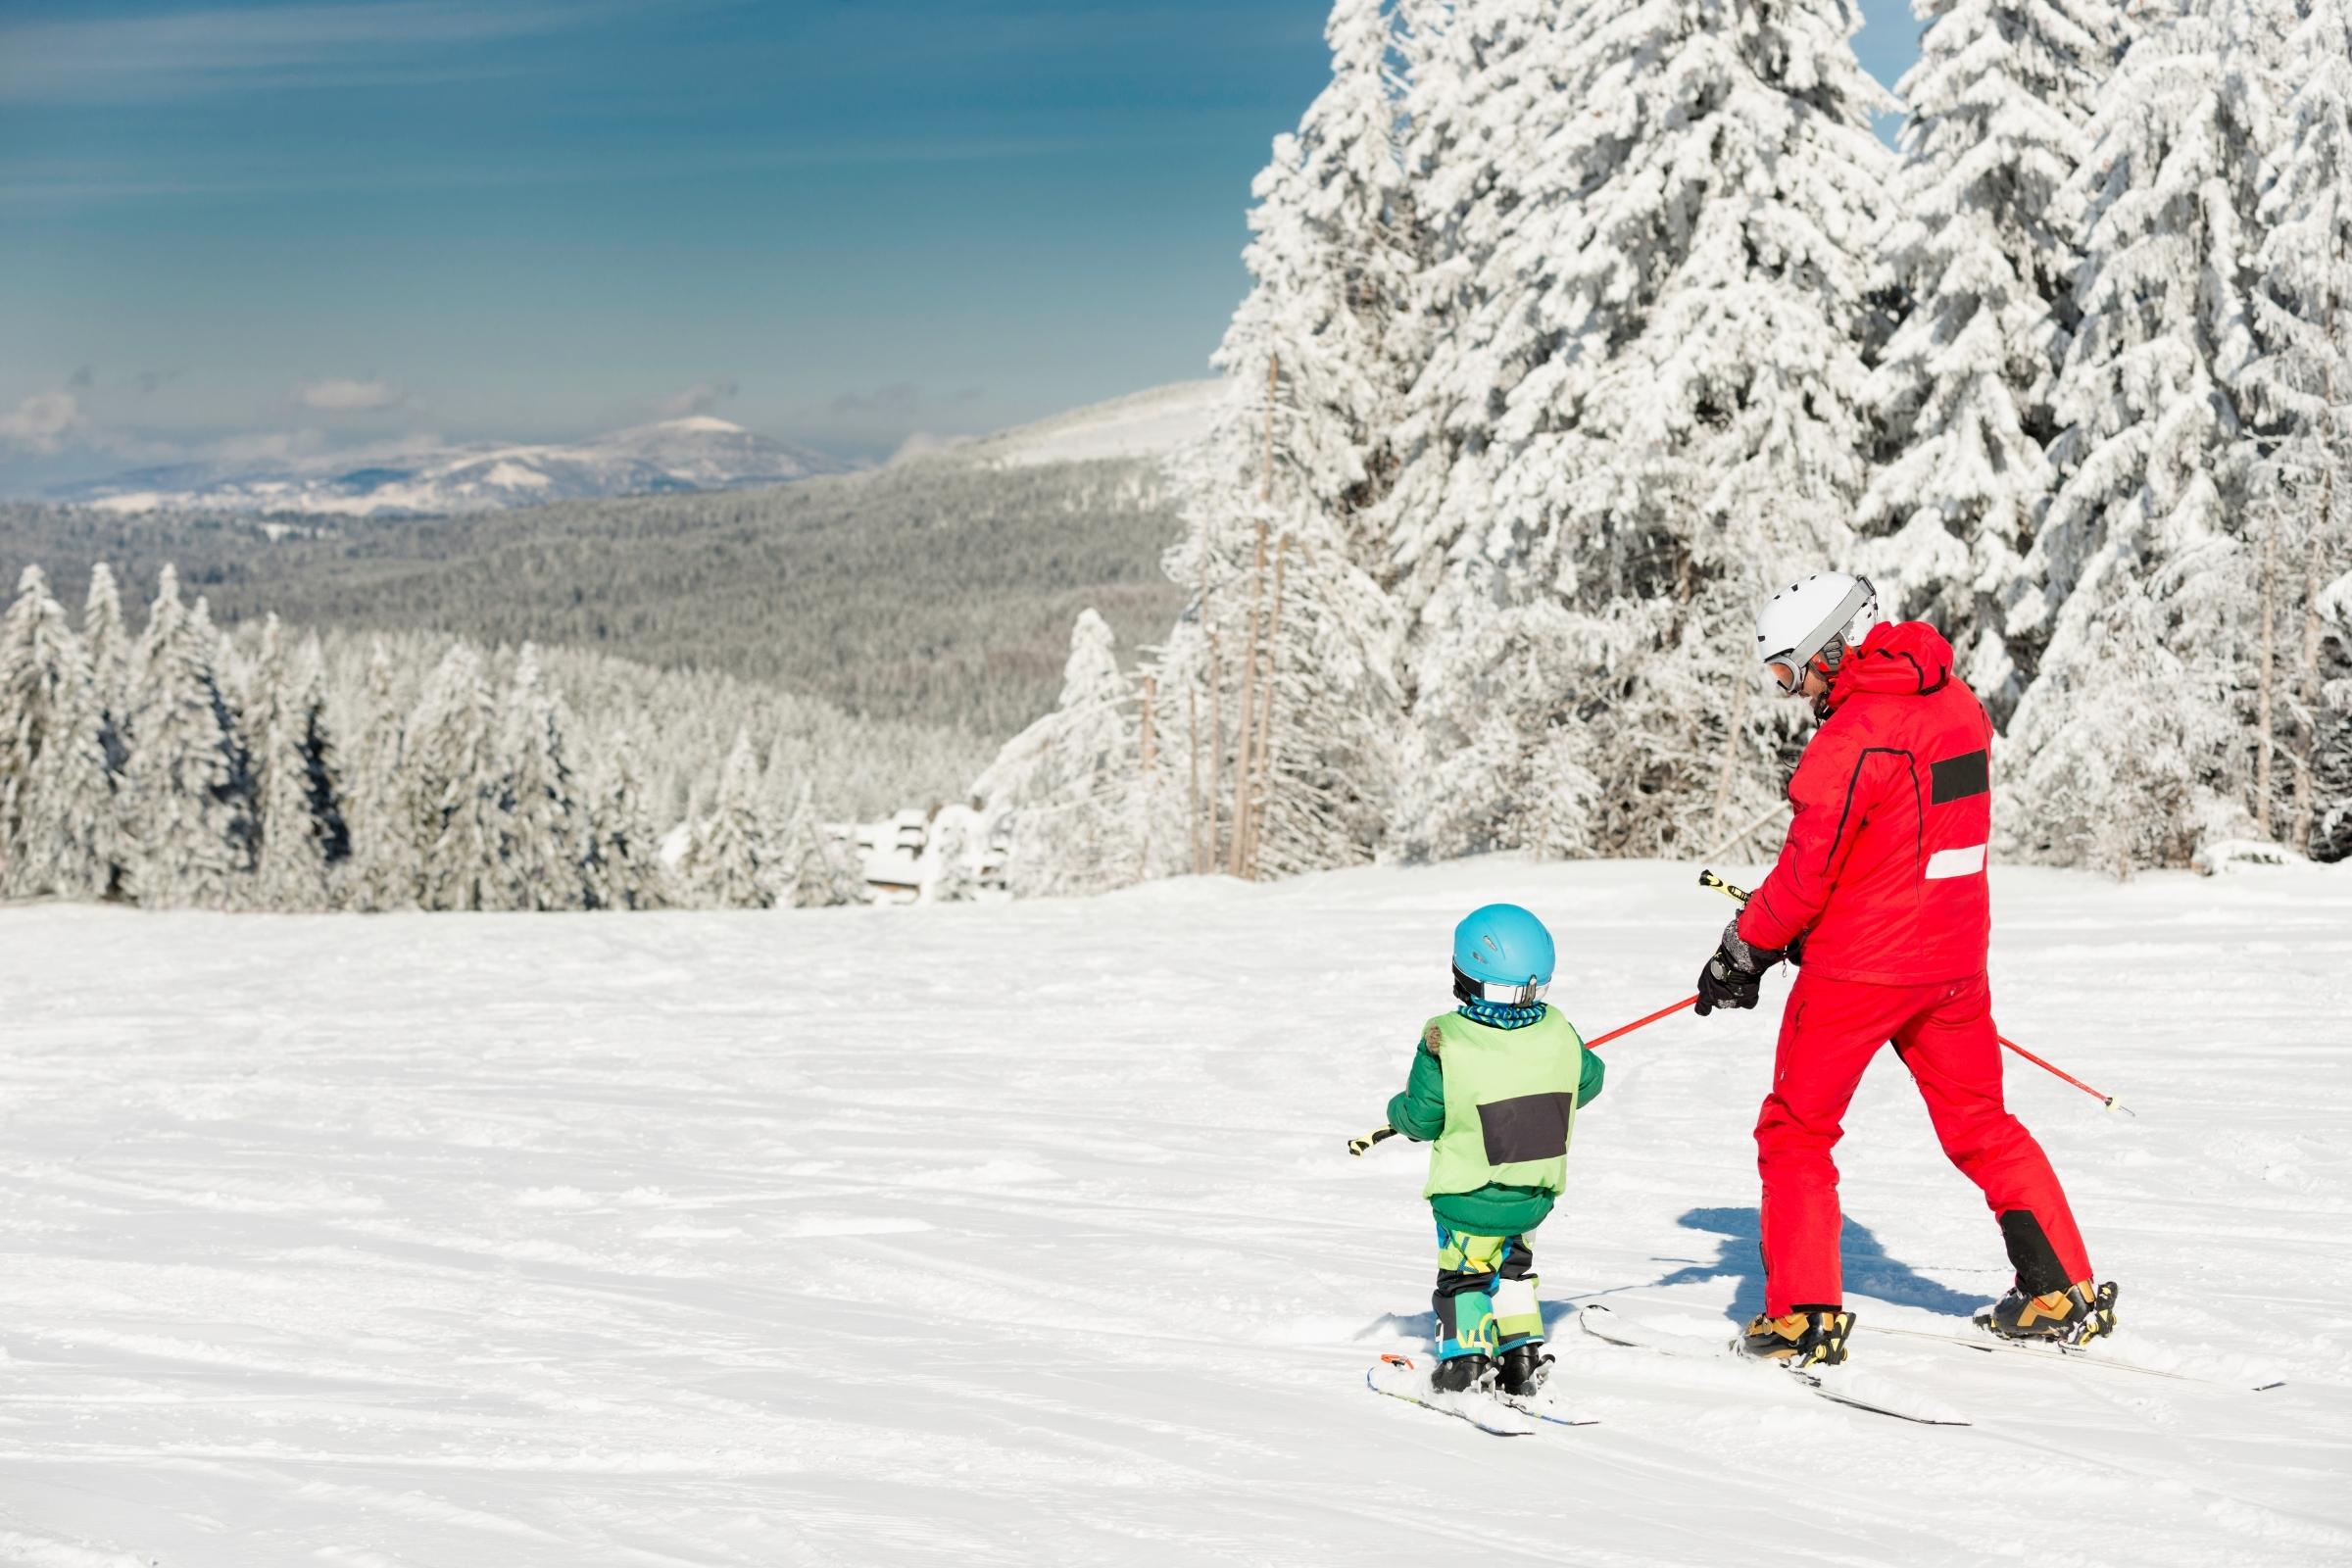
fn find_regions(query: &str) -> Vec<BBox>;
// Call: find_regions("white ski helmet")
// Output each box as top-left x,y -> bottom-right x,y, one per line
1755,572 -> 1879,692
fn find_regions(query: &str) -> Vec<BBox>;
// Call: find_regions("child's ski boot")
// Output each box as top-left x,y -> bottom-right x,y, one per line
1977,1280 -> 2118,1345
1496,1345 -> 1552,1397
1429,1352 -> 1492,1394
1738,1307 -> 1854,1366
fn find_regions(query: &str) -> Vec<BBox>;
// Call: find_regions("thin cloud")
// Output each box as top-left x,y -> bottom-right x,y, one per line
0,134 -> 1122,209
0,390 -> 86,453
657,379 -> 739,418
295,377 -> 404,413
0,2 -> 636,105
831,383 -> 926,417
211,428 -> 330,466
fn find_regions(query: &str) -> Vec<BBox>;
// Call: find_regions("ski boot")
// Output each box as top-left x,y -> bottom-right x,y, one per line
1429,1352 -> 1492,1394
1496,1344 -> 1552,1397
1977,1280 -> 2118,1346
1738,1307 -> 1854,1366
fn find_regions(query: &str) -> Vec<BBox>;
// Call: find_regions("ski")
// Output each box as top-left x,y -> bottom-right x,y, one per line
1363,1353 -> 1598,1435
1496,1369 -> 1604,1429
1860,1323 -> 2287,1392
1578,1305 -> 1970,1426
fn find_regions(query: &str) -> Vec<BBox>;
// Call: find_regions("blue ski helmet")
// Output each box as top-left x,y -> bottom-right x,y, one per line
1451,904 -> 1554,1004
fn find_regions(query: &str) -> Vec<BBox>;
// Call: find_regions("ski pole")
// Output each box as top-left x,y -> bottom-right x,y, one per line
1348,1124 -> 1397,1156
1585,994 -> 1698,1049
1695,867 -> 2132,1115
1990,1036 -> 2132,1116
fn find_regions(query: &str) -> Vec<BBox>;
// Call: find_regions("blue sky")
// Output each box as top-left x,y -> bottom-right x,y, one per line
0,1 -> 1925,482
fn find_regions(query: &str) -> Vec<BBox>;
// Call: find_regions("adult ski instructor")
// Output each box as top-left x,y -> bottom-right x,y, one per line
1693,571 -> 2119,1368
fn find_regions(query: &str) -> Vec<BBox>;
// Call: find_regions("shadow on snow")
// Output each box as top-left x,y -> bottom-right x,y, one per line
1636,1205 -> 1986,1325
1360,1204 -> 1986,1348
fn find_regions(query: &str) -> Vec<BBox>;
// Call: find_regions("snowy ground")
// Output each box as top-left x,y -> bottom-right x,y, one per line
969,379 -> 1224,467
2,858 -> 2348,1566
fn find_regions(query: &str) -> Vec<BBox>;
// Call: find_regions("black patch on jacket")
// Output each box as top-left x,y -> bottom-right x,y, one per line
1477,1093 -> 1574,1165
1931,749 -> 1990,804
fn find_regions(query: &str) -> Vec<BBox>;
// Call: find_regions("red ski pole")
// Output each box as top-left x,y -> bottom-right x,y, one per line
1996,1035 -> 2132,1115
1697,868 -> 2132,1115
1585,994 -> 1698,1050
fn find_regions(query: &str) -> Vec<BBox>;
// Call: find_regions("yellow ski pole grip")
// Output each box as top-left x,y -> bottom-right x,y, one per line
1348,1125 -> 1397,1157
1699,867 -> 1753,905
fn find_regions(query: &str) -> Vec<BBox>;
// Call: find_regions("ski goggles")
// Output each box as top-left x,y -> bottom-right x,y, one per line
1761,576 -> 1878,695
1451,965 -> 1549,1006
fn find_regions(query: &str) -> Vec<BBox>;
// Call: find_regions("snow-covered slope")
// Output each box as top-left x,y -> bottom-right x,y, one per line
959,378 -> 1224,467
53,416 -> 845,517
1,858 -> 2346,1564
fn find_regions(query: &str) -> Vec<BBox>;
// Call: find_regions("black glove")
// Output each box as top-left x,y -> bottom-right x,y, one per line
1694,918 -> 1783,1016
1785,928 -> 1809,968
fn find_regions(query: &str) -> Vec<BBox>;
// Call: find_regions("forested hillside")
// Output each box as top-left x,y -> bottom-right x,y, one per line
0,448 -> 1185,739
0,561 -> 980,912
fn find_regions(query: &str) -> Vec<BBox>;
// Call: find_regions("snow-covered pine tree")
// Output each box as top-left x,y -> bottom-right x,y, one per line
1199,0 -> 1419,543
75,562 -> 137,896
346,639 -> 414,909
80,563 -> 131,769
917,800 -> 981,904
582,730 -> 669,910
1861,0 -> 2128,712
497,645 -> 588,910
1379,0 -> 1593,615
2239,0 -> 2351,854
126,569 -> 256,907
1152,0 -> 1418,887
250,628 -> 347,910
2009,0 -> 2273,868
402,643 -> 503,910
974,609 -> 1140,897
0,565 -> 116,900
1387,0 -> 1894,859
688,726 -> 779,907
777,776 -> 864,907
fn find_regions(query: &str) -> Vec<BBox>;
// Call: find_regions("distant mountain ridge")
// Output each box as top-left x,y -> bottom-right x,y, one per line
50,416 -> 847,517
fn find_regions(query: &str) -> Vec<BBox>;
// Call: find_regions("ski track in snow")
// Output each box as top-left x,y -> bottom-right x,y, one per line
1,859 -> 2347,1565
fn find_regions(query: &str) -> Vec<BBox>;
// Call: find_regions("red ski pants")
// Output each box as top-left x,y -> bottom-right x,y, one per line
1755,967 -> 2092,1316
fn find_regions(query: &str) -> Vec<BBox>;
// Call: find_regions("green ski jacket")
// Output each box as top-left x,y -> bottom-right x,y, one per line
1384,1006 -> 1605,1237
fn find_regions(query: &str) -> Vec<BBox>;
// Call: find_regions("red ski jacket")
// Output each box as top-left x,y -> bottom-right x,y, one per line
1737,620 -> 1994,987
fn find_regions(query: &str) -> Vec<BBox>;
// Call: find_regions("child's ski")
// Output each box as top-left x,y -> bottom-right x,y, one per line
1496,1385 -> 1603,1428
1365,1353 -> 1552,1436
1578,1305 -> 1969,1426
1860,1322 -> 2287,1392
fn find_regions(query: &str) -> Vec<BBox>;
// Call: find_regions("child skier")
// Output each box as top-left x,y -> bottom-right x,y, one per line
1385,903 -> 1605,1396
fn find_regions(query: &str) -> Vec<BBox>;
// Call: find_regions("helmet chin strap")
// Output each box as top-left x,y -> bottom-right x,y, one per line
1809,643 -> 1845,719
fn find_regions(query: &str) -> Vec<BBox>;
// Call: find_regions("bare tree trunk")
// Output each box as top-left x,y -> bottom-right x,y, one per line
1228,523 -> 1268,877
1707,665 -> 1749,846
1260,355 -> 1280,504
1246,534 -> 1292,879
2257,506 -> 2278,838
2293,483 -> 2330,853
1188,680 -> 1203,876
1206,627 -> 1224,873
1137,672 -> 1157,880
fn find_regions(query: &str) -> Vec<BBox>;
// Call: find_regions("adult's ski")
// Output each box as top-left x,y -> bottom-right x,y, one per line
1578,1305 -> 1969,1426
1861,1323 -> 2287,1392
